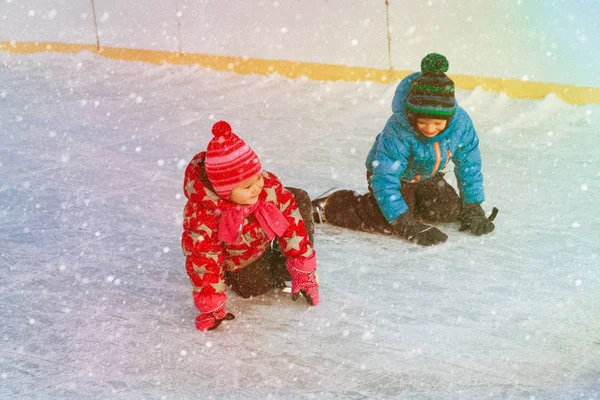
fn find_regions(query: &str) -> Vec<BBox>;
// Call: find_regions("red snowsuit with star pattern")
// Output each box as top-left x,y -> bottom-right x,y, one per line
181,152 -> 315,316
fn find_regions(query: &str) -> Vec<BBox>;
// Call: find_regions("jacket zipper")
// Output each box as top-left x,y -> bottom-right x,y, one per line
431,142 -> 442,176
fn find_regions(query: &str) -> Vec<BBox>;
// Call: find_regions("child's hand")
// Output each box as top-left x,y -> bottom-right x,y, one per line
287,255 -> 320,306
195,305 -> 235,331
291,272 -> 320,306
458,204 -> 496,236
391,212 -> 448,246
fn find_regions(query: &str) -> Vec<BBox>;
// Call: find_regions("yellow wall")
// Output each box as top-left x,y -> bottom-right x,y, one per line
1,40 -> 599,105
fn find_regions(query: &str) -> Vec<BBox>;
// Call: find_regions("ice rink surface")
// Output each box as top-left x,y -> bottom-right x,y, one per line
1,52 -> 599,399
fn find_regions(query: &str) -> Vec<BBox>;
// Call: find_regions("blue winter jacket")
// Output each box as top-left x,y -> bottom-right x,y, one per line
365,72 -> 485,223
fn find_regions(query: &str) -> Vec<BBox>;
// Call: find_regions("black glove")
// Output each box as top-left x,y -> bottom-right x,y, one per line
458,204 -> 497,235
391,212 -> 448,246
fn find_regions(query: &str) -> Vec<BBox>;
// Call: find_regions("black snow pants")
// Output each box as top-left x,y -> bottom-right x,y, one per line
322,172 -> 461,234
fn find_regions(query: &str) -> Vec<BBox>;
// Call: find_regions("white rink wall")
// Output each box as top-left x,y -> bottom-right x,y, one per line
0,0 -> 97,45
0,0 -> 599,87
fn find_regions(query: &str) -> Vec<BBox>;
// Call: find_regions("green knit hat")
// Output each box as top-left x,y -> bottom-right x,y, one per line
406,53 -> 456,120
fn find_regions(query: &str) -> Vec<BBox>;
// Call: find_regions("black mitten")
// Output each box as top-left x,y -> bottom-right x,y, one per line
458,203 -> 497,235
391,212 -> 448,246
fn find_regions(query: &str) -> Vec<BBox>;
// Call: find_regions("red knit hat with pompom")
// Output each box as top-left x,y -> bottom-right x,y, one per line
205,121 -> 263,198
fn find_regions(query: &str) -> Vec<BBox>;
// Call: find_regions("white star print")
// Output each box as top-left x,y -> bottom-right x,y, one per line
197,224 -> 213,237
264,187 -> 277,203
301,247 -> 314,258
192,263 -> 212,277
283,232 -> 304,252
202,187 -> 220,205
205,251 -> 220,262
185,179 -> 197,197
289,208 -> 302,225
279,199 -> 291,213
211,280 -> 227,293
189,231 -> 204,245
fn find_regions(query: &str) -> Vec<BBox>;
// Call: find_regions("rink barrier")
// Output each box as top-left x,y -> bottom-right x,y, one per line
1,41 -> 598,105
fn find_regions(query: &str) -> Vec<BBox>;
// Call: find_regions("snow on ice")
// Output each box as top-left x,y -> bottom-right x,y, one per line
0,51 -> 599,399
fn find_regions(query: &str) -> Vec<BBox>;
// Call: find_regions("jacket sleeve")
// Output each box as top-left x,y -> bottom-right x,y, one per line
452,113 -> 485,205
368,131 -> 412,222
182,153 -> 229,314
265,174 -> 315,263
182,205 -> 228,314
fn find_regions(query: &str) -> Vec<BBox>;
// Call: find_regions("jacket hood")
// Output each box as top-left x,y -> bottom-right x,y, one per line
183,152 -> 239,212
392,72 -> 419,118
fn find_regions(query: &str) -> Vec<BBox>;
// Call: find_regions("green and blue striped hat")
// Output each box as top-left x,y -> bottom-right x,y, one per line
406,53 -> 456,120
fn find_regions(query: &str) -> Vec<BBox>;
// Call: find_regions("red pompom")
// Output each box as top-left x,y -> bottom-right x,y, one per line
212,121 -> 232,138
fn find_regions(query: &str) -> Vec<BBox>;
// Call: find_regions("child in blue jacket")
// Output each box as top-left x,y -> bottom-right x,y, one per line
313,53 -> 496,246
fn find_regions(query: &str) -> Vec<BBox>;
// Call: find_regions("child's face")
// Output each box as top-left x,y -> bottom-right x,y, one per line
229,173 -> 265,205
416,118 -> 447,138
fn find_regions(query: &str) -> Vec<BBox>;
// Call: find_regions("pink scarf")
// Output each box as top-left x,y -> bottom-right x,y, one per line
218,201 -> 290,244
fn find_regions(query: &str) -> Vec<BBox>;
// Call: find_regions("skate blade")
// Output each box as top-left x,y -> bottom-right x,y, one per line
282,281 -> 292,293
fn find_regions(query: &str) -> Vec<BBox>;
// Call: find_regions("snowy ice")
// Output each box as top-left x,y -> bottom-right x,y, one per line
0,51 -> 599,399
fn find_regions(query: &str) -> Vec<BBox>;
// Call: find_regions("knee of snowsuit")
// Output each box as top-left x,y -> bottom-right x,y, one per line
400,173 -> 461,223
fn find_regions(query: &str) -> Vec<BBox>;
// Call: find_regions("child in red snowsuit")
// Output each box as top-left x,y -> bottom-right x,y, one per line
182,121 -> 319,331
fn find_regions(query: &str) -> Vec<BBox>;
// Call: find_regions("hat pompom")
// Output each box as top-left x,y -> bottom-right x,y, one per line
406,53 -> 456,121
421,53 -> 449,75
212,121 -> 232,138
